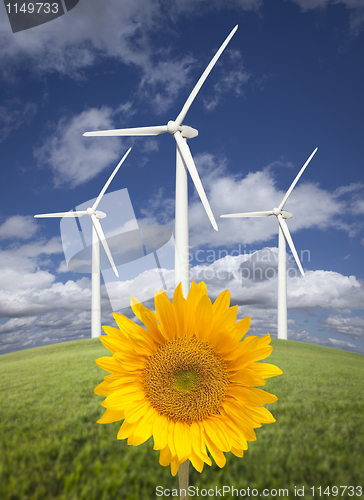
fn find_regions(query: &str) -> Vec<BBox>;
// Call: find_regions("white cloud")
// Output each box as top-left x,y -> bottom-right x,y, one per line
0,99 -> 38,141
327,337 -> 361,351
0,0 -> 249,84
288,0 -> 364,33
289,0 -> 330,9
187,250 -> 364,310
139,56 -> 197,114
0,316 -> 37,335
33,107 -> 128,188
322,314 -> 364,341
1,231 -> 363,354
289,0 -> 362,10
288,329 -> 364,354
166,0 -> 261,17
0,0 -> 157,77
0,215 -> 38,240
0,236 -> 108,352
202,50 -> 251,111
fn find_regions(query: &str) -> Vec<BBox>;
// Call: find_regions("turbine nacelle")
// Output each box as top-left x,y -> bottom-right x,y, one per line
273,208 -> 292,219
167,120 -> 198,139
86,207 -> 106,219
181,125 -> 198,139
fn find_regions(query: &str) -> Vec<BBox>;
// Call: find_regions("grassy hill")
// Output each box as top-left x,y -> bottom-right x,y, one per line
0,338 -> 363,500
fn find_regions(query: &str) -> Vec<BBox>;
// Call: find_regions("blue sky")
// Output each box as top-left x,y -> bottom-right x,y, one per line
0,0 -> 363,355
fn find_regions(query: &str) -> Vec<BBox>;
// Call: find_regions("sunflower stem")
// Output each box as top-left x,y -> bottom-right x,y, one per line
179,460 -> 189,500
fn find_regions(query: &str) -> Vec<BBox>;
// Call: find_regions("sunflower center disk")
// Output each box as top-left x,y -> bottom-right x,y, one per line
174,369 -> 198,391
143,336 -> 229,424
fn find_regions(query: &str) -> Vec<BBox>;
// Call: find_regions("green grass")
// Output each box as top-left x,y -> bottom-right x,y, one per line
0,339 -> 363,500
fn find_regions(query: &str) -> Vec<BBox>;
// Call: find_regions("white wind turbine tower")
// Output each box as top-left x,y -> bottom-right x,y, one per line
34,147 -> 132,338
83,26 -> 238,297
221,147 -> 318,340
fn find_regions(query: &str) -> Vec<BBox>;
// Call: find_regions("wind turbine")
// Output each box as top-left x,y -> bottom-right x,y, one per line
221,147 -> 318,340
34,147 -> 132,338
83,26 -> 238,297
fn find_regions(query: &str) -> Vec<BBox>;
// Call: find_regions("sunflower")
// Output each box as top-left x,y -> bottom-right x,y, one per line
95,281 -> 282,476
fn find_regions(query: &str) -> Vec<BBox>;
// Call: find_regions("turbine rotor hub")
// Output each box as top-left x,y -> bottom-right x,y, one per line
273,207 -> 280,216
167,120 -> 179,134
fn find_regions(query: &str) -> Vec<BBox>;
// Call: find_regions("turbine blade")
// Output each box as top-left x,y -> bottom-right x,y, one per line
34,211 -> 88,218
278,147 -> 318,211
92,147 -> 132,211
83,125 -> 168,137
91,215 -> 119,277
174,131 -> 218,231
174,25 -> 238,126
221,211 -> 274,218
278,214 -> 305,277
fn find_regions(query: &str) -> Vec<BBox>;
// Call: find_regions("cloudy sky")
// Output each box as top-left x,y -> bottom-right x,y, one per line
0,0 -> 364,355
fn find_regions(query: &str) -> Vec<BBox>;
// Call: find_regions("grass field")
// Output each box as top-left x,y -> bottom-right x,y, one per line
0,337 -> 363,500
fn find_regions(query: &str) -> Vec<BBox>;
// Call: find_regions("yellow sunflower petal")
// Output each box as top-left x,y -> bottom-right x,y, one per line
227,336 -> 273,369
103,386 -> 145,410
228,368 -> 267,387
209,306 -> 238,347
252,388 -> 278,404
187,281 -> 208,313
113,351 -> 148,370
95,378 -> 141,397
129,405 -> 157,445
190,421 -> 212,465
245,405 -> 276,423
210,325 -> 243,356
159,444 -> 173,467
113,312 -> 147,339
170,459 -> 180,477
212,289 -> 231,317
219,404 -> 258,442
194,295 -> 213,341
124,400 -> 151,423
117,419 -> 135,440
249,362 -> 283,378
154,290 -> 177,340
99,334 -> 128,354
153,414 -> 169,451
97,408 -> 125,423
231,446 -> 245,458
204,433 -> 226,468
203,416 -> 231,452
221,418 -> 248,451
221,397 -> 261,427
130,297 -> 165,344
95,356 -> 123,374
236,316 -> 251,337
189,449 -> 205,473
228,385 -> 267,406
174,421 -> 192,462
166,420 -> 177,457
